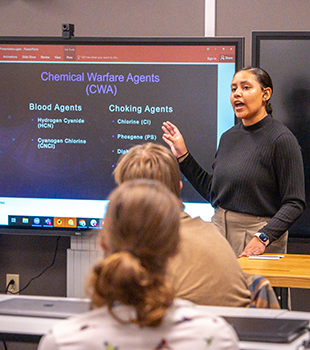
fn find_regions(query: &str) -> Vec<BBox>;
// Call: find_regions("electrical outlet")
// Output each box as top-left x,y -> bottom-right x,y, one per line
6,274 -> 19,294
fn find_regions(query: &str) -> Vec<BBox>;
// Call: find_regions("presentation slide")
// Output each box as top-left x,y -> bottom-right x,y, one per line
1,62 -> 217,201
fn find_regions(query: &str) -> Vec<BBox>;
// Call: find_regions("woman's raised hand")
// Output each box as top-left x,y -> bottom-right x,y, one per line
162,121 -> 188,159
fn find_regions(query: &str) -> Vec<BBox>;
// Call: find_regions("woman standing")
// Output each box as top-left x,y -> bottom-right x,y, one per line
38,179 -> 238,350
162,67 -> 305,257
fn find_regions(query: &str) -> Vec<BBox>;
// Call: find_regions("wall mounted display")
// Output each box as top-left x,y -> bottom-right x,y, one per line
0,36 -> 243,235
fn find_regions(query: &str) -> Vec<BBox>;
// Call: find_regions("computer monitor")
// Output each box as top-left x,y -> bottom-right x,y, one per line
0,36 -> 243,235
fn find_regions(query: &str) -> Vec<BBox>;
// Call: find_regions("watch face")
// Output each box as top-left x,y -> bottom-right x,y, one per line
259,233 -> 268,242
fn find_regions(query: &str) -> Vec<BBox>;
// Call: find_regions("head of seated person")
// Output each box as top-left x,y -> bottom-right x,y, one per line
113,142 -> 182,198
88,179 -> 182,327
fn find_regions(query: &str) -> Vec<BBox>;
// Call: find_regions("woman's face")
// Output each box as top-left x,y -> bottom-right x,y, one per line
230,70 -> 271,126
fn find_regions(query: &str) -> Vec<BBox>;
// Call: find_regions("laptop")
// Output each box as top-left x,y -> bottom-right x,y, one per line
0,297 -> 90,319
223,316 -> 309,343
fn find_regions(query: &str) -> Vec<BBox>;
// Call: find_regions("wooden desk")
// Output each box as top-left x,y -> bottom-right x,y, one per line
238,254 -> 310,289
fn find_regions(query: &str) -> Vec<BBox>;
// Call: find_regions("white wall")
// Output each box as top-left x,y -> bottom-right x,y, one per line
0,0 -> 205,37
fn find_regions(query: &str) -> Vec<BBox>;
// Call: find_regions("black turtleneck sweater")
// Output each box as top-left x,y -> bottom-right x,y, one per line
180,115 -> 306,243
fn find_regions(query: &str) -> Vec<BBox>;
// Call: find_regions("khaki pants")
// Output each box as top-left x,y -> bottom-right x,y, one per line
212,207 -> 288,257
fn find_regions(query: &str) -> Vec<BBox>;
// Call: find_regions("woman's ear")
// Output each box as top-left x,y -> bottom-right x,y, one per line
263,87 -> 272,101
100,240 -> 109,253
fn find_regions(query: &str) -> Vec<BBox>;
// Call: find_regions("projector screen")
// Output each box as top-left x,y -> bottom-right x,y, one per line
252,31 -> 310,239
0,36 -> 243,235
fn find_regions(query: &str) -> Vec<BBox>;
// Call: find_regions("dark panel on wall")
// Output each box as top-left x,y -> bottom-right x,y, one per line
252,32 -> 310,239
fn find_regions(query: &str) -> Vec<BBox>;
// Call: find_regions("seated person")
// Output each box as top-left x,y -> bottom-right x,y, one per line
38,179 -> 238,350
113,143 -> 251,307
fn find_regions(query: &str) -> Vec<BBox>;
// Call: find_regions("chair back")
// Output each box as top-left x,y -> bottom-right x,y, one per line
244,273 -> 280,309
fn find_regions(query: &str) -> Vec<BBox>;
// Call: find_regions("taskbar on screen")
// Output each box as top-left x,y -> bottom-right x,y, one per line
7,215 -> 103,230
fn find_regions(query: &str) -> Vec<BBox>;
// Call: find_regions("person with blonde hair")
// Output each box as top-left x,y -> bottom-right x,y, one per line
113,143 -> 251,307
38,179 -> 238,350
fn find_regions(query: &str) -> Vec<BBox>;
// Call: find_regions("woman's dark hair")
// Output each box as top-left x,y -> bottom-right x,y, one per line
86,179 -> 181,328
239,66 -> 273,116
